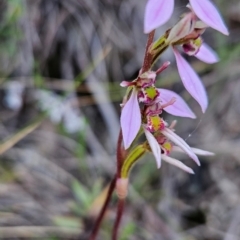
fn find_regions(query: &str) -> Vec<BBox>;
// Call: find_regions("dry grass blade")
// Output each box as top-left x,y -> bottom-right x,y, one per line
75,45 -> 112,88
0,226 -> 81,239
88,183 -> 110,218
0,115 -> 45,155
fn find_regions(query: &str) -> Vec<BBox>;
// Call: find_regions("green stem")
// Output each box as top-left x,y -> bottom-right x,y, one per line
121,144 -> 146,179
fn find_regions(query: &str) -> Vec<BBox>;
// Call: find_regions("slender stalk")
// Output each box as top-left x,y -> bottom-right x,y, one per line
116,129 -> 123,178
112,199 -> 125,240
89,129 -> 124,240
142,30 -> 155,73
89,31 -> 155,240
88,176 -> 116,240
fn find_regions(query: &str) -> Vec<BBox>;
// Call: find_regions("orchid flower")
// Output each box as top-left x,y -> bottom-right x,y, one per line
120,74 -> 212,172
160,11 -> 219,113
144,123 -> 214,174
120,72 -> 197,151
144,0 -> 229,35
120,0 -> 224,177
146,4 -> 222,112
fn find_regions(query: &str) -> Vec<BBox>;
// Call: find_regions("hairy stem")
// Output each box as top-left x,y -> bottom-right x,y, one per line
88,176 -> 116,240
112,199 -> 125,240
142,30 -> 155,73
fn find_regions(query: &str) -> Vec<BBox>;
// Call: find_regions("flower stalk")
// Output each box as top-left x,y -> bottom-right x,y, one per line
112,199 -> 125,240
88,176 -> 116,240
142,30 -> 155,72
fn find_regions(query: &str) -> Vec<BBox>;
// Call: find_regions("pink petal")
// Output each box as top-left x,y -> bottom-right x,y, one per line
189,0 -> 229,35
120,88 -> 141,149
162,155 -> 194,174
173,48 -> 208,113
120,81 -> 133,87
158,88 -> 196,118
161,128 -> 201,166
144,128 -> 161,168
195,43 -> 219,64
144,0 -> 174,34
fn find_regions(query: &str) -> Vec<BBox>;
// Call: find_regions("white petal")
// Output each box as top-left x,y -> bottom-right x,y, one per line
162,155 -> 194,174
190,147 -> 215,156
161,128 -> 201,166
172,146 -> 215,156
144,128 -> 161,168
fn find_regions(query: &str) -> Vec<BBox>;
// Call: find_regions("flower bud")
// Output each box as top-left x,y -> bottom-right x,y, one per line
167,12 -> 196,44
116,178 -> 129,199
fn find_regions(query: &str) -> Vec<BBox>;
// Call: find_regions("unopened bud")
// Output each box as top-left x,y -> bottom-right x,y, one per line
116,178 -> 129,199
156,61 -> 171,75
167,12 -> 196,44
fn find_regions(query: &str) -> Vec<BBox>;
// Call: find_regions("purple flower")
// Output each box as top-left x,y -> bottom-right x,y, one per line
120,85 -> 197,150
144,0 -> 229,35
120,84 -> 214,173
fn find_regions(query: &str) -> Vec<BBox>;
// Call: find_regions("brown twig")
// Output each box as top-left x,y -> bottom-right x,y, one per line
112,199 -> 125,240
88,176 -> 116,240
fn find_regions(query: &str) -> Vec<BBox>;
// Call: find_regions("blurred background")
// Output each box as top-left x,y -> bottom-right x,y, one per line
0,0 -> 240,239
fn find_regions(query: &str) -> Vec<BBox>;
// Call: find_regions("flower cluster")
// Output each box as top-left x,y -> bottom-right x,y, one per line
120,67 -> 213,174
120,0 -> 228,176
